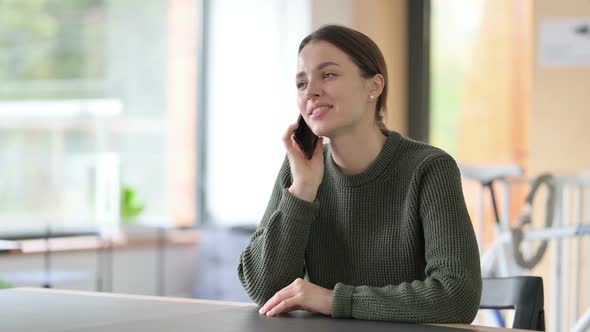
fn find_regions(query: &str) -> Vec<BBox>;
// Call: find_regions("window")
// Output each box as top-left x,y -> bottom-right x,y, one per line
430,0 -> 532,243
203,0 -> 310,226
0,0 -> 198,234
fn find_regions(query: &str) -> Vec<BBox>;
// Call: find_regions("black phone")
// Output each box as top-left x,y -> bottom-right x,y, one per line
293,115 -> 319,160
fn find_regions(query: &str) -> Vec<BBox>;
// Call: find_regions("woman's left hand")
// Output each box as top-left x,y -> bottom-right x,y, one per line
259,278 -> 333,317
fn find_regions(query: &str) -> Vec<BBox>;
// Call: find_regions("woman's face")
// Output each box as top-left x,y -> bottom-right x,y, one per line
296,41 -> 374,138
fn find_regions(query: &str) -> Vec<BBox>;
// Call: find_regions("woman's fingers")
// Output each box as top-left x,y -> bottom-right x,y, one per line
259,278 -> 333,317
266,295 -> 302,317
259,286 -> 294,315
282,123 -> 299,149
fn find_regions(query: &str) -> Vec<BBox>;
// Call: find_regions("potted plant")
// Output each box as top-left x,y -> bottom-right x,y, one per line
0,280 -> 13,289
120,185 -> 144,225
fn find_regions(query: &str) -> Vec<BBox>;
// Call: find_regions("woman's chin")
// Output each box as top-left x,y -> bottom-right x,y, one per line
311,125 -> 332,138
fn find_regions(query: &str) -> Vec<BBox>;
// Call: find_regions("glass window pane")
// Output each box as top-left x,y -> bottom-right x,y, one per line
204,0 -> 310,225
0,0 -> 198,234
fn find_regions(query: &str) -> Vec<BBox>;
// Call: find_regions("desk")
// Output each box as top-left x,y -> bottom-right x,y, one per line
0,288 -> 526,332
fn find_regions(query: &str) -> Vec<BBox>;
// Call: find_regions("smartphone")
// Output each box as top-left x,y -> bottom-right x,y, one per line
293,114 -> 319,160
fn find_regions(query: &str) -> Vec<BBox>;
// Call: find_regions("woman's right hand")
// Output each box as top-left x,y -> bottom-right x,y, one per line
282,122 -> 324,202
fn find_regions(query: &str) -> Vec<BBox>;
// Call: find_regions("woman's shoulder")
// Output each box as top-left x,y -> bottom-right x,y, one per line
394,132 -> 458,171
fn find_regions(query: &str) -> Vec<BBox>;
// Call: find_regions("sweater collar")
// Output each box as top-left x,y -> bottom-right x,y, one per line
326,130 -> 402,187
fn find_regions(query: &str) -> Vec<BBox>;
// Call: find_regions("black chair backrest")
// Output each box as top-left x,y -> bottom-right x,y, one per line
480,276 -> 545,331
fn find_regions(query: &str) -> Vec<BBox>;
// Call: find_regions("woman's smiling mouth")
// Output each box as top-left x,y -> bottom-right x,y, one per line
309,103 -> 333,119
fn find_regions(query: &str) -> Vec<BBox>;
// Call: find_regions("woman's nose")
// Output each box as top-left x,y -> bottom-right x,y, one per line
305,84 -> 320,99
305,81 -> 321,99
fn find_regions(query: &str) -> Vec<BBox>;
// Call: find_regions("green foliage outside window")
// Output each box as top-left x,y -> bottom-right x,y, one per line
0,0 -> 106,99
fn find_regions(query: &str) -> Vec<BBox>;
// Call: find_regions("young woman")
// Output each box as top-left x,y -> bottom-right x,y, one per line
238,25 -> 481,323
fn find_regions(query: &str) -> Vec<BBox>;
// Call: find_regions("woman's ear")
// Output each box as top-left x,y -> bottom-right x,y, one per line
369,74 -> 385,98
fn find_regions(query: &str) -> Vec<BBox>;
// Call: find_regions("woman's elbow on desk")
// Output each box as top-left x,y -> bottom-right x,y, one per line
237,257 -> 283,307
442,277 -> 482,324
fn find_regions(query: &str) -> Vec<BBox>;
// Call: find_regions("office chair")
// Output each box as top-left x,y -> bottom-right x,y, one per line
480,276 -> 545,331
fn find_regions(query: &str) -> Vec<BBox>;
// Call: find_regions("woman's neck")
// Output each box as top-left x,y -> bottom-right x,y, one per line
329,126 -> 387,175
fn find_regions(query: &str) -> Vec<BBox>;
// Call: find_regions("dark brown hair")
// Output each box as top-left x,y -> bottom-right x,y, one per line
298,25 -> 388,133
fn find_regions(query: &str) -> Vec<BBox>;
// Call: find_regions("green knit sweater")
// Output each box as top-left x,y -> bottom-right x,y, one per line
238,130 -> 481,323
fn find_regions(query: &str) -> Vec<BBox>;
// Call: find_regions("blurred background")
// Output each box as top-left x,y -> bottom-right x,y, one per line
0,0 -> 588,331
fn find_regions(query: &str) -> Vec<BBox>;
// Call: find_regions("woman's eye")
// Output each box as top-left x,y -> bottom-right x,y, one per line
296,82 -> 307,90
323,73 -> 336,79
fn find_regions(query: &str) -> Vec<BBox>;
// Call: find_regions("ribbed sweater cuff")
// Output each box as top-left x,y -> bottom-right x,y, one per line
279,188 -> 319,222
332,283 -> 354,319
